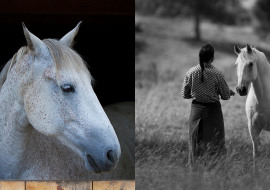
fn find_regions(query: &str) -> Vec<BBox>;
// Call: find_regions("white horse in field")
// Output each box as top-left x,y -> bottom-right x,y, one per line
0,22 -> 134,180
234,44 -> 270,171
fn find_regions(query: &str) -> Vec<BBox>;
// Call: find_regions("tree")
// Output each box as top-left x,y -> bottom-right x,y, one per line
253,0 -> 270,38
187,0 -> 242,41
135,0 -> 243,41
191,0 -> 201,40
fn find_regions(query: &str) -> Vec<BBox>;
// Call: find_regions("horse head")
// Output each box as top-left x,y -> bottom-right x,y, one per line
234,44 -> 258,96
17,22 -> 121,174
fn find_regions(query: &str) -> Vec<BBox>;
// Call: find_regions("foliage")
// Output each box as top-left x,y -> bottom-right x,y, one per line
135,0 -> 183,17
135,0 -> 247,25
253,0 -> 270,38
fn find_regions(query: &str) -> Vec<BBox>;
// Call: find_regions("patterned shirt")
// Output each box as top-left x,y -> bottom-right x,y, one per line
181,63 -> 230,103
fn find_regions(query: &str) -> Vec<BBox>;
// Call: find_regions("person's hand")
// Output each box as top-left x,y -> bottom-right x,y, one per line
230,89 -> 235,96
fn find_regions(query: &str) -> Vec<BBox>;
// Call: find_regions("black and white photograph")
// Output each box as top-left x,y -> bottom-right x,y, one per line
135,0 -> 270,189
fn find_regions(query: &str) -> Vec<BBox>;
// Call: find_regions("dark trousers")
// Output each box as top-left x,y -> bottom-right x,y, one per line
189,100 -> 226,163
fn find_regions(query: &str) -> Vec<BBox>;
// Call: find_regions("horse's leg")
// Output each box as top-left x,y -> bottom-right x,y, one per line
249,122 -> 261,174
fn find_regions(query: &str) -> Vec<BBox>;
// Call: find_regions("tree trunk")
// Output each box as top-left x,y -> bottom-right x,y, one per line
194,1 -> 201,41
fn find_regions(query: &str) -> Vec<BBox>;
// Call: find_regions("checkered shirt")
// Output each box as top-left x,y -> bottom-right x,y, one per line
181,63 -> 230,103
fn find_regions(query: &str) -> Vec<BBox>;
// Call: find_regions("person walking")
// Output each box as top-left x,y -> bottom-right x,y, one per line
181,43 -> 235,166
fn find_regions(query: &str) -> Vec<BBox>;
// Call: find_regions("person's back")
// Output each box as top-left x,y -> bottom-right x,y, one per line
181,43 -> 234,166
182,63 -> 230,103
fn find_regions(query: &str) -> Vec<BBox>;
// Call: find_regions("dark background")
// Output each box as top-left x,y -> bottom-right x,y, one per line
0,0 -> 134,106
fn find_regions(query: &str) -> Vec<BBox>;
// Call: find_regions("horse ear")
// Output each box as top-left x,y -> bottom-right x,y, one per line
234,45 -> 241,55
247,44 -> 253,54
22,22 -> 47,54
60,21 -> 82,47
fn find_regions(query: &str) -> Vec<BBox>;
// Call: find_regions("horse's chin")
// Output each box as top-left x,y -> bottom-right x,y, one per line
238,92 -> 248,96
84,154 -> 102,174
239,93 -> 247,96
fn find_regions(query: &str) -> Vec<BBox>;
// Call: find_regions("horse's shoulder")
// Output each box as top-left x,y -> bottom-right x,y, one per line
104,101 -> 134,130
103,102 -> 135,179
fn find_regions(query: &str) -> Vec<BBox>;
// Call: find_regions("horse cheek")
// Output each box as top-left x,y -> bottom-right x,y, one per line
24,85 -> 46,130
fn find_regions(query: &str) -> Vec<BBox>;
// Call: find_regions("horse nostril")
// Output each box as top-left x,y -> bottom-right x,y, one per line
86,154 -> 101,173
107,150 -> 115,163
242,87 -> 247,94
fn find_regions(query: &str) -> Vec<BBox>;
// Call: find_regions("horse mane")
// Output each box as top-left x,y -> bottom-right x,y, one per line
0,39 -> 93,90
241,47 -> 270,72
253,48 -> 270,73
0,46 -> 28,89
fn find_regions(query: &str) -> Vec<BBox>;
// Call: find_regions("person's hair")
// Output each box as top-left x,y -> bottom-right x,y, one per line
199,43 -> 214,82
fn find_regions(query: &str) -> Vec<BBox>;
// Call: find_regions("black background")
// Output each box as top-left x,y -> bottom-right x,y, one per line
0,2 -> 134,106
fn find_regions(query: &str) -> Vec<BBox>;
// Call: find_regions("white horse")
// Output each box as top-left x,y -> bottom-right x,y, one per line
234,44 -> 270,171
0,22 -> 134,180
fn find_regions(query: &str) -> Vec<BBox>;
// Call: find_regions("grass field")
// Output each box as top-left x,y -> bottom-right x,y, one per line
135,15 -> 270,190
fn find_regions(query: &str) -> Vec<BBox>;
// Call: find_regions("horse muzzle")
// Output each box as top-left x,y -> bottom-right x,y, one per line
84,149 -> 120,173
236,86 -> 248,96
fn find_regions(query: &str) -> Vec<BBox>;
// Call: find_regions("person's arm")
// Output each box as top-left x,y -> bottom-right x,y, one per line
217,72 -> 231,100
181,73 -> 192,99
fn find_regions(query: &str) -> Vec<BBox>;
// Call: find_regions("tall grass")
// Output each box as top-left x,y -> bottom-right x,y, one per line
135,15 -> 270,189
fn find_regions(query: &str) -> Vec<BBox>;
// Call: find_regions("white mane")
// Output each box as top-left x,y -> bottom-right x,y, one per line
241,47 -> 270,71
0,46 -> 28,89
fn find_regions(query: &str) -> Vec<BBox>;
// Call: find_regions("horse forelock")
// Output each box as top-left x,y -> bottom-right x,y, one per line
43,39 -> 94,85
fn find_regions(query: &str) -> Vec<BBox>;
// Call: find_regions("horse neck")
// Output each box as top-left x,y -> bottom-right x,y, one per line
251,59 -> 270,103
0,62 -> 31,179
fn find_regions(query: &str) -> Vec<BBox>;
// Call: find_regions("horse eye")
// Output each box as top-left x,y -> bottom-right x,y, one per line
61,84 -> 75,93
249,62 -> 253,67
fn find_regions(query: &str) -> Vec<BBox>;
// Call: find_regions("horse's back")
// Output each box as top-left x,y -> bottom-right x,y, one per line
104,101 -> 135,179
